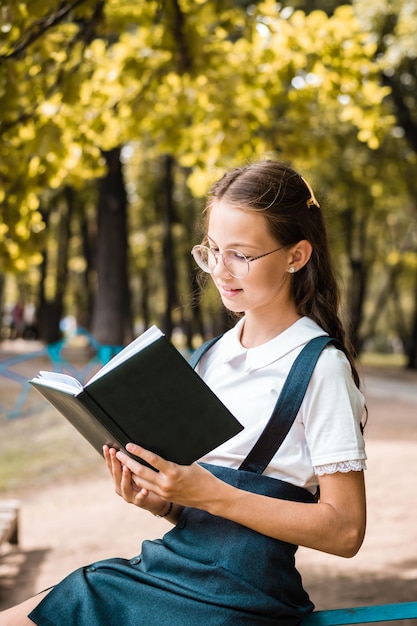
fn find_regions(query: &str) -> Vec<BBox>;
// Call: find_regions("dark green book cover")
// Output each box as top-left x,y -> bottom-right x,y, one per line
30,332 -> 243,466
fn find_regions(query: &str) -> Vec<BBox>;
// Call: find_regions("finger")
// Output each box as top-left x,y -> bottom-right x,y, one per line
120,466 -> 149,502
103,446 -> 118,480
103,445 -> 112,471
130,474 -> 148,493
108,447 -> 123,479
104,448 -> 125,500
125,443 -> 171,473
116,447 -> 165,482
120,464 -> 134,497
103,445 -> 119,469
116,447 -> 145,470
115,449 -> 166,498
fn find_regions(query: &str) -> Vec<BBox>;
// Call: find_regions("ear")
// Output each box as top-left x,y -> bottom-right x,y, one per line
286,240 -> 313,274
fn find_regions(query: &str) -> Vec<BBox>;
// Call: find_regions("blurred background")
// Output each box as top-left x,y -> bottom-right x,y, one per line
0,0 -> 416,363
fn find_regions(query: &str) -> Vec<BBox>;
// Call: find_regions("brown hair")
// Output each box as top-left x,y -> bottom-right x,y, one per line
205,160 -> 364,399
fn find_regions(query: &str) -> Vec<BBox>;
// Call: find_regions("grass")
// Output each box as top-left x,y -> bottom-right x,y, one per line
0,346 -> 105,496
0,394 -> 102,496
0,410 -> 101,494
360,352 -> 407,368
0,376 -> 100,497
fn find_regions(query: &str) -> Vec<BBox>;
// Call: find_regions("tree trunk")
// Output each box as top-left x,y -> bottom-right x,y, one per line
139,268 -> 151,331
183,267 -> 204,350
159,154 -> 179,339
77,204 -> 95,330
406,269 -> 417,370
341,208 -> 368,353
361,263 -> 404,350
91,148 -> 132,346
0,272 -> 5,339
37,188 -> 73,344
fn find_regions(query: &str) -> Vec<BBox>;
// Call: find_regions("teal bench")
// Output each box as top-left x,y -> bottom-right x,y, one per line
303,601 -> 417,624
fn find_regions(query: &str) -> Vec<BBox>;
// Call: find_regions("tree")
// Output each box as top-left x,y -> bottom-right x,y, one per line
0,0 -> 400,349
0,1 -> 107,271
37,187 -> 74,343
353,0 -> 417,366
91,148 -> 132,346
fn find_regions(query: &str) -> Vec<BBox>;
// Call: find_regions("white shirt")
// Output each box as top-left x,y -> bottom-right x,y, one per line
198,317 -> 366,493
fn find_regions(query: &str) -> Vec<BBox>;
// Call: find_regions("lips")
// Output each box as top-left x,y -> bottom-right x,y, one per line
218,285 -> 242,298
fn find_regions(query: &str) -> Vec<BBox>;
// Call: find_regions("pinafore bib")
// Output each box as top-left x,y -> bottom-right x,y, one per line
29,336 -> 336,626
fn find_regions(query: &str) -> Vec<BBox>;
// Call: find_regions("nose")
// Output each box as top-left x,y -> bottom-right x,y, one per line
211,252 -> 231,279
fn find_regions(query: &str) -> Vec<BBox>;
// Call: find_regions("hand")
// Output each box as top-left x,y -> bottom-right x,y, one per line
103,445 -> 171,516
111,443 -> 220,511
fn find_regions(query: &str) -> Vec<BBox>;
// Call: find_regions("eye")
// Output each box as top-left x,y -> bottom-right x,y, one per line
209,246 -> 220,254
229,250 -> 247,263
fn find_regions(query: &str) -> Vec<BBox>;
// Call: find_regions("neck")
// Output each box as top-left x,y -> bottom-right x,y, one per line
240,311 -> 302,348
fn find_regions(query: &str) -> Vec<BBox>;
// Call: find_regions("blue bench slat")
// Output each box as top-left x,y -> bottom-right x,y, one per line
302,601 -> 417,625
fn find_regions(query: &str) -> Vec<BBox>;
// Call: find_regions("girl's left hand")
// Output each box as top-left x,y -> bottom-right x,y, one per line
115,443 -> 219,511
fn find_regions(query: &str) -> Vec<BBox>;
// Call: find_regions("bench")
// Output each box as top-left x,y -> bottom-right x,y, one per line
303,601 -> 417,624
0,499 -> 19,548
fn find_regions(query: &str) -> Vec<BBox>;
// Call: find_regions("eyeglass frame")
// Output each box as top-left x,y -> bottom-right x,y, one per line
191,244 -> 283,279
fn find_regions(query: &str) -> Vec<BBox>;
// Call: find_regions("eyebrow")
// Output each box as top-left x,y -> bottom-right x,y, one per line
207,235 -> 260,251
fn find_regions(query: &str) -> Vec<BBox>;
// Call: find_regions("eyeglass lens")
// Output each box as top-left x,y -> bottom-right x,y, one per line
192,246 -> 249,278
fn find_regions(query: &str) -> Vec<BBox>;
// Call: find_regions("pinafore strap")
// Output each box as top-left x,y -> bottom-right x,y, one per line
188,335 -> 223,369
239,336 -> 338,473
190,334 -> 341,474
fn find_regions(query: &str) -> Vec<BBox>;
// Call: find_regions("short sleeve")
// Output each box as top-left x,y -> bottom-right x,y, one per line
301,345 -> 366,467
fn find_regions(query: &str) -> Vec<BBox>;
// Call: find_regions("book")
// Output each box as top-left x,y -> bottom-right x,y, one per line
29,326 -> 243,467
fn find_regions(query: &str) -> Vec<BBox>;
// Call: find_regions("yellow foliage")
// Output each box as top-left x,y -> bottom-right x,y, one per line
28,156 -> 41,178
18,123 -> 36,141
28,64 -> 42,76
186,167 -> 217,198
367,135 -> 380,150
6,240 -> 20,259
15,221 -> 31,239
49,174 -> 64,189
0,0 -> 405,272
27,193 -> 39,210
371,182 -> 384,197
15,258 -> 28,271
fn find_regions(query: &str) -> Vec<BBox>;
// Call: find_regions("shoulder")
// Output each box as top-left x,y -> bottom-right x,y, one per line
303,342 -> 365,424
314,342 -> 353,380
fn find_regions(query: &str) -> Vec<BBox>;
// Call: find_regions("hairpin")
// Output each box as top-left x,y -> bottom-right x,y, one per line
301,176 -> 320,209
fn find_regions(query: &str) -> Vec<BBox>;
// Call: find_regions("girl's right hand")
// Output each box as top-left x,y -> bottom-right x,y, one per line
103,445 -> 173,518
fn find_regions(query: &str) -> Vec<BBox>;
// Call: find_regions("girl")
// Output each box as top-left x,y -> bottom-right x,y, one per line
3,160 -> 366,625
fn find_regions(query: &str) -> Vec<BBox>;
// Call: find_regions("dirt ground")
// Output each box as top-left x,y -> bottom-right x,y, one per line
0,352 -> 417,622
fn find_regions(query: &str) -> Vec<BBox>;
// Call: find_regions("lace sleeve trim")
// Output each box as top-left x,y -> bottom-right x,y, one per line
314,460 -> 366,476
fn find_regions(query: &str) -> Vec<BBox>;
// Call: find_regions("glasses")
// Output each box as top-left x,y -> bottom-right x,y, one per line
191,244 -> 283,279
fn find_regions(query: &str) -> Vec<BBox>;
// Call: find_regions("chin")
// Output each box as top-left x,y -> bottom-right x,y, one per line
222,301 -> 244,315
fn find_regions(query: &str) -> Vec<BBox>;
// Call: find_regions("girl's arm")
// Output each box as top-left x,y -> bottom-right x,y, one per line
209,468 -> 366,557
115,443 -> 366,558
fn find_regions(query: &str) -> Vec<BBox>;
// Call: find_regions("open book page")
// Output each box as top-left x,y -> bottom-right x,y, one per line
29,326 -> 164,394
30,371 -> 84,395
86,325 -> 163,385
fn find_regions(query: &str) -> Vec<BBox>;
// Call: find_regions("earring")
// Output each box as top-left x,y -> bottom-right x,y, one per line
288,266 -> 296,274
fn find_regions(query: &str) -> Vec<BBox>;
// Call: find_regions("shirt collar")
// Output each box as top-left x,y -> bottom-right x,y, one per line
218,316 -> 328,371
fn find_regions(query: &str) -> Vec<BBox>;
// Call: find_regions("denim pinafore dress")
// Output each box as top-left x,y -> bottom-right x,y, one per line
29,336 -> 335,626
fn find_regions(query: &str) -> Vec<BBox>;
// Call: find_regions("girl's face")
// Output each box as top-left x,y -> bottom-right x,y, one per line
207,200 -> 294,318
